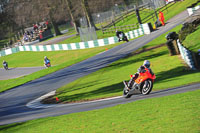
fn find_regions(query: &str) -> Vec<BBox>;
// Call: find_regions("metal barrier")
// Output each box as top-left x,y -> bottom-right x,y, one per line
177,39 -> 196,69
187,5 -> 200,16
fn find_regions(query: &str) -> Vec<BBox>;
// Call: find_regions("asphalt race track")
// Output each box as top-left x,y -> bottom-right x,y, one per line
0,10 -> 199,125
0,67 -> 45,80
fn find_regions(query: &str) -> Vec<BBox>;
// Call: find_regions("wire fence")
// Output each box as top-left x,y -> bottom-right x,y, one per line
102,24 -> 138,34
143,0 -> 166,9
80,0 -> 166,29
78,27 -> 97,42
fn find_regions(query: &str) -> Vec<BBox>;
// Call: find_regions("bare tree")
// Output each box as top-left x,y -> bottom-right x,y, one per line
46,1 -> 62,36
1,0 -> 145,41
65,0 -> 80,34
81,0 -> 98,30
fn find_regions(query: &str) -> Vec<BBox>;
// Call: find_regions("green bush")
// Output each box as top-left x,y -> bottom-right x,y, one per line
178,23 -> 196,42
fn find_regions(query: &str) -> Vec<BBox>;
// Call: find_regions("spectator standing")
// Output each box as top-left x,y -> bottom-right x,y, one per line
45,20 -> 49,29
159,11 -> 165,26
45,20 -> 49,26
23,32 -> 29,42
33,24 -> 38,31
39,29 -> 43,39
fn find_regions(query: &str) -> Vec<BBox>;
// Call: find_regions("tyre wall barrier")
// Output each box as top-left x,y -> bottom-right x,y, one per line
0,23 -> 151,57
187,5 -> 200,16
177,39 -> 196,69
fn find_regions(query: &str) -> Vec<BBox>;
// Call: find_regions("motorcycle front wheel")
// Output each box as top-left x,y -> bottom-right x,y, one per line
123,87 -> 132,98
140,79 -> 153,95
4,66 -> 8,70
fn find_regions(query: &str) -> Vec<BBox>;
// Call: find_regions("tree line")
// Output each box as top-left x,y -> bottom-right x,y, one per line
0,0 -> 140,40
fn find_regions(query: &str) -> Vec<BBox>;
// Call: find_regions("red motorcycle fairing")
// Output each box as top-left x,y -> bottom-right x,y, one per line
134,68 -> 156,84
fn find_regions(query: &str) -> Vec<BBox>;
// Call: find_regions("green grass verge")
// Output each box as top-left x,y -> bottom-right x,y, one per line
182,25 -> 200,52
1,89 -> 199,132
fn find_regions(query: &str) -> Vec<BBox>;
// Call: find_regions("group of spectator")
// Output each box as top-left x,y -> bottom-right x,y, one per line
23,20 -> 49,43
23,30 -> 34,42
33,20 -> 49,32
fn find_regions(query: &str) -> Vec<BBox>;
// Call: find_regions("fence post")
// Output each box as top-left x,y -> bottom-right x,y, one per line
192,52 -> 200,69
135,6 -> 142,24
172,40 -> 180,54
166,40 -> 176,56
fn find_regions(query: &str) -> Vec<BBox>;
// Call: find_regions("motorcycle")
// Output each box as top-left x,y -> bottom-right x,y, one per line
123,68 -> 156,98
45,62 -> 51,68
118,33 -> 129,42
44,60 -> 51,68
3,62 -> 8,70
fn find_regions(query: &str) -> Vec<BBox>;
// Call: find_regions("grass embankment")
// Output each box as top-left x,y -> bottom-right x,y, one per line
1,89 -> 199,132
58,0 -> 197,44
0,42 -> 124,93
182,25 -> 200,52
49,24 -> 200,103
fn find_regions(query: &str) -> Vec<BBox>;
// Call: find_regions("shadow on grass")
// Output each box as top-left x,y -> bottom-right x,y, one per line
58,81 -> 124,103
0,122 -> 24,130
58,78 -> 109,94
106,50 -> 168,70
155,66 -> 200,83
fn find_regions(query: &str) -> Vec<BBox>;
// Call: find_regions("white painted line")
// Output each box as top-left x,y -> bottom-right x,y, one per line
26,91 -> 56,109
26,90 -> 123,109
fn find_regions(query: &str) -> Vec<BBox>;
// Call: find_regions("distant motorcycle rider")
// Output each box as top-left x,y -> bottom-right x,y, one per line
2,60 -> 8,70
44,56 -> 50,68
116,30 -> 128,42
128,60 -> 154,89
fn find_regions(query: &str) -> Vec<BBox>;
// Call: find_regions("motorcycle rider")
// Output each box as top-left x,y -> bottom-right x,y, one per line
2,60 -> 8,70
116,30 -> 126,42
127,60 -> 154,89
44,56 -> 50,67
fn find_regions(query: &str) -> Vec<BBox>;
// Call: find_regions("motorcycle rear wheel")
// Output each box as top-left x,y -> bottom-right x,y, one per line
123,36 -> 129,42
140,79 -> 153,95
